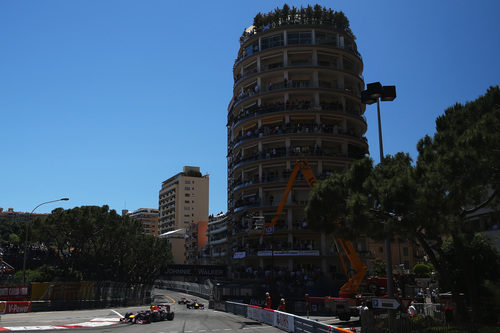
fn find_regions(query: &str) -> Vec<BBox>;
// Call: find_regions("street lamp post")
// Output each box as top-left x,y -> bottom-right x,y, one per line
361,82 -> 397,297
22,198 -> 69,286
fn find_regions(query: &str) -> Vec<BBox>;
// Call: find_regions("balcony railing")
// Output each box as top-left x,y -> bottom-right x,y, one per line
230,146 -> 358,171
229,101 -> 365,130
234,31 -> 361,68
232,80 -> 361,109
232,122 -> 365,150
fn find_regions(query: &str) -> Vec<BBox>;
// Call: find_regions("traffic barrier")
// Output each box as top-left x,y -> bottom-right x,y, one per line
0,301 -> 32,314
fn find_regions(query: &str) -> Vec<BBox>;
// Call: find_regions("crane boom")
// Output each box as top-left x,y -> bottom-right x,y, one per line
266,160 -> 367,297
266,160 -> 317,228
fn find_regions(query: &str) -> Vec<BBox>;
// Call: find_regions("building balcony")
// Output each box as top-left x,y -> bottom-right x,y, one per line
232,123 -> 366,150
209,237 -> 227,245
231,80 -> 361,110
234,60 -> 362,88
231,146 -> 361,172
234,29 -> 361,69
207,224 -> 228,234
229,101 -> 365,129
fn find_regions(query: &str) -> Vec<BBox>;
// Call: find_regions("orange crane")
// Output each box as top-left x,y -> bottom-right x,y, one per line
264,160 -> 367,298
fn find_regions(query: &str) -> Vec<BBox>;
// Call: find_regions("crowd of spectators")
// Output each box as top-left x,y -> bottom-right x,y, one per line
230,146 -> 346,169
231,264 -> 325,298
232,121 -> 360,148
229,99 -> 362,127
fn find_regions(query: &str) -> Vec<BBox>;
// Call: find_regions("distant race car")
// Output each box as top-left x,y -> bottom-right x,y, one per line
178,297 -> 188,304
121,305 -> 174,324
186,299 -> 205,309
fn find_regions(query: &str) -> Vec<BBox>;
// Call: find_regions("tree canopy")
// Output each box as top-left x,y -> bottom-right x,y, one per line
305,86 -> 500,324
244,4 -> 354,40
28,205 -> 172,284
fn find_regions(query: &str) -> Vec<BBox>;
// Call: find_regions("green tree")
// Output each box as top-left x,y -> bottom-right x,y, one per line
306,86 -> 500,324
373,258 -> 386,277
413,263 -> 431,278
29,206 -> 173,283
8,233 -> 20,246
413,86 -> 500,323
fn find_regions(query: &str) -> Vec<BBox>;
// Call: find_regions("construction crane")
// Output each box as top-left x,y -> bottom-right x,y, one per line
264,160 -> 367,298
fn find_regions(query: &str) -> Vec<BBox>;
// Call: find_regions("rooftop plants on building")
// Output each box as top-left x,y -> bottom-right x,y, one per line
241,4 -> 354,42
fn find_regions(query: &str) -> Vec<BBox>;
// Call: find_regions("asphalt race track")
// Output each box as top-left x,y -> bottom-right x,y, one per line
0,289 -> 284,333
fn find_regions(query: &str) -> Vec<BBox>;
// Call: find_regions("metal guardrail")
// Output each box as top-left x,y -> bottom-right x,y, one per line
159,280 -> 213,299
295,317 -> 334,333
226,301 -> 248,317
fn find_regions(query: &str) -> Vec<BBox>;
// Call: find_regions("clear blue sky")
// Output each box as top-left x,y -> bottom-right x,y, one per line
1,1 -> 499,214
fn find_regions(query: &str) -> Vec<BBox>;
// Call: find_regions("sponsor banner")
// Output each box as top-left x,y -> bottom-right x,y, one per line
0,286 -> 29,300
164,265 -> 226,277
257,250 -> 320,256
246,305 -> 274,326
260,308 -> 274,325
274,250 -> 320,256
274,311 -> 294,332
1,301 -> 32,314
233,251 -> 246,259
247,305 -> 260,321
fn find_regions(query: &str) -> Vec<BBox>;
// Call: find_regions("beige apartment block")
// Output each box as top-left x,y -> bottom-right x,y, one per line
126,208 -> 159,237
159,166 -> 209,264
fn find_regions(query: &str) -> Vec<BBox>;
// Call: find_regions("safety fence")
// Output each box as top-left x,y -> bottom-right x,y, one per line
158,280 -> 213,300
225,301 -> 353,333
0,282 -> 153,312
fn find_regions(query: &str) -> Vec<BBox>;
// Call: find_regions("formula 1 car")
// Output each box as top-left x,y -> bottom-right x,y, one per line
186,299 -> 205,309
178,297 -> 188,304
121,305 -> 174,324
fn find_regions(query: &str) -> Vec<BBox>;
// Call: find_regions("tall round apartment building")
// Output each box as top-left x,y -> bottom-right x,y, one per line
227,6 -> 367,285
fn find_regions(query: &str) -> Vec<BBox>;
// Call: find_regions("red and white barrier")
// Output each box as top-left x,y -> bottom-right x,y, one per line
0,301 -> 32,314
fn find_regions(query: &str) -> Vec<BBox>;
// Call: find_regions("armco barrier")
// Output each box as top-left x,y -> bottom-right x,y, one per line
222,301 -> 351,333
226,301 -> 247,317
295,316 -> 353,333
159,280 -> 212,299
0,301 -> 32,314
247,305 -> 274,326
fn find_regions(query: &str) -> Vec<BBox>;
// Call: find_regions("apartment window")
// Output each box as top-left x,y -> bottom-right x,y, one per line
185,187 -> 191,190
287,31 -> 312,45
245,42 -> 259,56
261,33 -> 284,50
315,31 -> 337,46
185,200 -> 190,204
184,207 -> 190,211
403,247 -> 409,256
185,193 -> 190,197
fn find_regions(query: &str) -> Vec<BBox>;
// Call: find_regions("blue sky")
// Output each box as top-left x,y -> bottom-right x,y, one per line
1,1 -> 499,215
